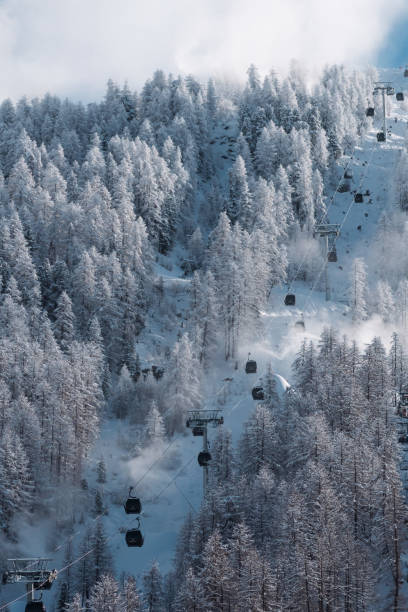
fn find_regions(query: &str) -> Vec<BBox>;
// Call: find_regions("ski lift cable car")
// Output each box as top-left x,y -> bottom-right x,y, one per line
377,131 -> 385,142
252,386 -> 264,400
25,602 -> 46,612
366,107 -> 374,117
397,92 -> 405,101
125,518 -> 144,548
198,451 -> 212,466
284,293 -> 296,306
124,487 -> 142,515
245,354 -> 257,374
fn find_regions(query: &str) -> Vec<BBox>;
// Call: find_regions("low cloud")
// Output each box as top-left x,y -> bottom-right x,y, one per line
0,0 -> 407,101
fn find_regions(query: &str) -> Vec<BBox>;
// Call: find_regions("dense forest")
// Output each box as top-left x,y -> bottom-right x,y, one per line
0,62 -> 407,611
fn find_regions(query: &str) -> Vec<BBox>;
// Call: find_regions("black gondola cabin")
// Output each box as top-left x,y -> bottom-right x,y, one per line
377,132 -> 385,142
198,451 -> 212,466
25,603 -> 46,612
366,107 -> 374,117
397,92 -> 404,101
252,386 -> 264,400
126,529 -> 144,547
192,426 -> 204,436
245,360 -> 257,374
124,498 -> 142,514
284,294 -> 296,306
354,193 -> 364,203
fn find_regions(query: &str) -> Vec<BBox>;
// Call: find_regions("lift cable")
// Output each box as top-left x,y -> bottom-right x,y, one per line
0,451 -> 199,612
285,112 -> 371,296
303,138 -> 377,311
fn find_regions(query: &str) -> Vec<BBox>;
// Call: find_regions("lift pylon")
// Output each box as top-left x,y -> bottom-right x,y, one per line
313,224 -> 340,301
186,409 -> 224,496
373,81 -> 395,141
2,558 -> 57,606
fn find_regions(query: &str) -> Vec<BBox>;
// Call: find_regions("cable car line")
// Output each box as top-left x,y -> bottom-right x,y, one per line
284,112 -> 371,301
0,451 -> 199,611
303,139 -> 377,310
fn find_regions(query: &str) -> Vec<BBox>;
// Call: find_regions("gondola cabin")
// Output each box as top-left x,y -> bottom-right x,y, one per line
25,603 -> 46,612
126,529 -> 144,547
192,426 -> 204,436
377,132 -> 385,142
366,107 -> 374,117
198,451 -> 211,466
245,360 -> 257,374
354,193 -> 364,203
284,294 -> 296,306
295,320 -> 305,331
398,392 -> 408,417
252,386 -> 264,400
337,182 -> 350,193
398,434 -> 408,444
344,169 -> 353,179
328,250 -> 337,263
405,68 -> 408,77
124,497 -> 142,514
397,92 -> 404,101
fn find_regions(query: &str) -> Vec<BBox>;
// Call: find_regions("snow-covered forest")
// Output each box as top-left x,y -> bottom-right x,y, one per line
1,60 -> 408,611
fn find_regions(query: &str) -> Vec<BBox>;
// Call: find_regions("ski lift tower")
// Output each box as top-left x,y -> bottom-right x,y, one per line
313,224 -> 340,301
373,81 -> 395,140
186,409 -> 224,496
2,558 -> 57,604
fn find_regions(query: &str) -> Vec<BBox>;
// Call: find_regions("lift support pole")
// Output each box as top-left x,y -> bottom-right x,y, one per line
313,224 -> 340,302
186,409 -> 224,498
373,81 -> 395,140
202,426 -> 209,496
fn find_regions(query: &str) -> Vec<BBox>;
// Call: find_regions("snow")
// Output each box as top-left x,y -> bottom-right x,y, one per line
5,67 -> 408,611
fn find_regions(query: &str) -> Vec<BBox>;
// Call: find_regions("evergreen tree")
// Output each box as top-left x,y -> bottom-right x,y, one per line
53,290 -> 75,350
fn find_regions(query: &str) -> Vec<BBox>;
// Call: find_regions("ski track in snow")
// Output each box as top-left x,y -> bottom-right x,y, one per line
5,67 -> 408,610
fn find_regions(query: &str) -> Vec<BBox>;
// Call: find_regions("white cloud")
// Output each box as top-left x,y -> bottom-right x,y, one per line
0,0 -> 406,101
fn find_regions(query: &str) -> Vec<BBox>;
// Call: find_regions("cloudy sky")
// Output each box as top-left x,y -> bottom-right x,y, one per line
0,0 -> 407,102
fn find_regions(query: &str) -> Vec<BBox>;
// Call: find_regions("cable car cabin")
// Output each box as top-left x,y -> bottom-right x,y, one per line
252,386 -> 264,400
400,392 -> 408,406
399,433 -> 408,444
398,405 -> 408,418
397,92 -> 404,101
192,426 -> 204,436
126,529 -> 144,547
377,131 -> 386,142
366,107 -> 374,117
354,193 -> 364,203
245,360 -> 257,374
405,68 -> 408,77
25,603 -> 46,612
337,182 -> 350,193
328,250 -> 337,263
284,294 -> 295,306
198,451 -> 211,466
344,169 -> 353,179
295,320 -> 305,331
124,497 -> 142,514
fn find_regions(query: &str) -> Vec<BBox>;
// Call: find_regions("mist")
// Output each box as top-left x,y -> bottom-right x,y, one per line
0,0 -> 407,101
